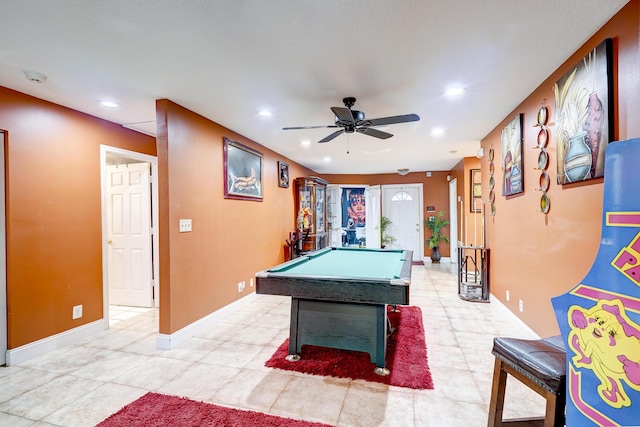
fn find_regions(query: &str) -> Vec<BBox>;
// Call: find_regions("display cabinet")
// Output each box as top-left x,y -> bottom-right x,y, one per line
295,176 -> 328,252
457,246 -> 490,302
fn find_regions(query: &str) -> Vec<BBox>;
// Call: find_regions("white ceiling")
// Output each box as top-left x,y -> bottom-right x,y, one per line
1,1 -> 628,174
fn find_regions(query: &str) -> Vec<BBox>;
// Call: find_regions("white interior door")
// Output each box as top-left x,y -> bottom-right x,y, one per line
0,131 -> 6,365
382,184 -> 423,261
366,185 -> 381,248
449,178 -> 458,264
327,185 -> 341,247
107,163 -> 153,307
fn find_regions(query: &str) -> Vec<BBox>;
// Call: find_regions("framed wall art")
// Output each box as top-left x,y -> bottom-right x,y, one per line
470,169 -> 482,212
223,137 -> 263,201
278,161 -> 289,188
501,114 -> 524,196
554,38 -> 613,184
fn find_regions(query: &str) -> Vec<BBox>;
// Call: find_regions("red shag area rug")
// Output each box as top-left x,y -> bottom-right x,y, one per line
96,392 -> 333,427
266,306 -> 433,389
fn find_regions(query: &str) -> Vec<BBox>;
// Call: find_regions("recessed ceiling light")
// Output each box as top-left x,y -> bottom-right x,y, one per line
431,128 -> 444,136
323,156 -> 331,162
99,100 -> 119,108
300,140 -> 311,146
257,110 -> 272,117
445,86 -> 465,97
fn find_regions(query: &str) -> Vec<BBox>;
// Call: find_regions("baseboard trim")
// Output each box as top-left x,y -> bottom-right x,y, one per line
6,318 -> 108,366
423,256 -> 452,264
156,292 -> 258,350
489,294 -> 540,339
6,293 -> 261,365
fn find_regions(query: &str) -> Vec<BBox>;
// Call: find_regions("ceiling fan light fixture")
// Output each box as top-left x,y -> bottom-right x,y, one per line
397,168 -> 410,176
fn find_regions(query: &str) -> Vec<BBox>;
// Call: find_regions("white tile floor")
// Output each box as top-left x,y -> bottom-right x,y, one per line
0,263 -> 546,426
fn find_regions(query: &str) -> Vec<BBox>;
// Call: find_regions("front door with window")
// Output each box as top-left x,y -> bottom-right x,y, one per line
382,184 -> 423,262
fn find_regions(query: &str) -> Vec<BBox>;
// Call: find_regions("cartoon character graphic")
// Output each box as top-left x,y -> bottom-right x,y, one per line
568,299 -> 640,408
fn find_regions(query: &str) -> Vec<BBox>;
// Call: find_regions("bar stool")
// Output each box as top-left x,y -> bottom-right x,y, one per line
487,335 -> 566,427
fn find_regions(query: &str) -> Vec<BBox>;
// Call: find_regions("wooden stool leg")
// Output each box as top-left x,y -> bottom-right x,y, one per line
544,389 -> 565,427
488,358 -> 508,427
543,391 -> 557,427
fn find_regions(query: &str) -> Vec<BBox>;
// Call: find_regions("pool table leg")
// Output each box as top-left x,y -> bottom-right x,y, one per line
374,304 -> 390,376
287,298 -> 301,361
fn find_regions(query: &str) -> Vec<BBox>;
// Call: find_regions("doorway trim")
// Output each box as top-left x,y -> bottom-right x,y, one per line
0,131 -> 6,365
100,145 -> 159,322
449,178 -> 458,264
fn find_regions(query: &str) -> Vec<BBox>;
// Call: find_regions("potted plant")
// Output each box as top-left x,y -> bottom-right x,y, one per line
425,211 -> 449,263
380,216 -> 396,248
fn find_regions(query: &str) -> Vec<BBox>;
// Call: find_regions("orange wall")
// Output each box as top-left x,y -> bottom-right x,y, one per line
320,171 -> 451,258
480,1 -> 640,337
0,86 -> 157,348
155,100 -> 316,334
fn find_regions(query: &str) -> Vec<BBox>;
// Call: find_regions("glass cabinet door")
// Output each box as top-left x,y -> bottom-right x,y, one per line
298,184 -> 313,230
294,176 -> 328,251
316,186 -> 325,233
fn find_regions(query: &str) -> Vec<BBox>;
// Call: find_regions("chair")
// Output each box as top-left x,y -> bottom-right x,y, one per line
487,335 -> 566,427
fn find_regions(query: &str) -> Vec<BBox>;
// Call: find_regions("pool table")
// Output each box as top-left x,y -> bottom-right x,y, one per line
256,246 -> 412,374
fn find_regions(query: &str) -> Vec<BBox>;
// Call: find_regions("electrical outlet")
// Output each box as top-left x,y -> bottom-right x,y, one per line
237,281 -> 245,293
518,299 -> 524,312
179,219 -> 192,232
72,304 -> 83,319
250,278 -> 254,287
506,290 -> 510,301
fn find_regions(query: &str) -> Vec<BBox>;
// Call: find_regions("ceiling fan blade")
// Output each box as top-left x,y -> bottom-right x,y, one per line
331,107 -> 355,124
357,127 -> 393,139
365,113 -> 420,127
283,125 -> 339,130
319,129 -> 344,143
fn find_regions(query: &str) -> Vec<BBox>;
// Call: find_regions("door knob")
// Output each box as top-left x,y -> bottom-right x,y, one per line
107,240 -> 112,244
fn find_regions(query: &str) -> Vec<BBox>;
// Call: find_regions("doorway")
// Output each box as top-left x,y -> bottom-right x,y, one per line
449,178 -> 458,264
381,184 -> 424,262
100,146 -> 159,323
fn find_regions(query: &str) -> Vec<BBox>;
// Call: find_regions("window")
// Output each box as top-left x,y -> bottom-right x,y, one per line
391,191 -> 412,201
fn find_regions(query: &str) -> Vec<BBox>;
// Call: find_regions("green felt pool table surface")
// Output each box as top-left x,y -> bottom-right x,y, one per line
266,247 -> 409,280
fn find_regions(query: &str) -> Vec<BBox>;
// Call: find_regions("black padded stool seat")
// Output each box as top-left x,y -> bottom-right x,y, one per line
487,336 -> 566,427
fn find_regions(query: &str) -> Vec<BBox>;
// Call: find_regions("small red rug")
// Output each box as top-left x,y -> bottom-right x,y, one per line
265,305 -> 433,389
97,392 -> 333,427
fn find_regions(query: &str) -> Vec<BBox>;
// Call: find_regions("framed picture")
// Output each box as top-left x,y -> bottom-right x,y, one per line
554,38 -> 613,184
223,137 -> 263,201
470,169 -> 482,212
501,114 -> 524,196
278,161 -> 289,188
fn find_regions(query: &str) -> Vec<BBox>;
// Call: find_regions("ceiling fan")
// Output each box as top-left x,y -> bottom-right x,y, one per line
283,97 -> 420,143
